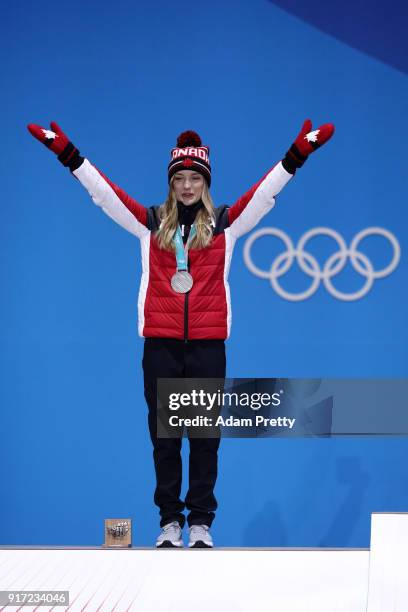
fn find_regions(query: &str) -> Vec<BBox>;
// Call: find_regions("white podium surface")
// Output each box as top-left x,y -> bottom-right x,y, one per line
0,547 -> 369,612
367,512 -> 408,612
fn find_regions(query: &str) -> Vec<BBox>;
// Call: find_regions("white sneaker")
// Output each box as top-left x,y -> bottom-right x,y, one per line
156,521 -> 183,548
188,524 -> 213,548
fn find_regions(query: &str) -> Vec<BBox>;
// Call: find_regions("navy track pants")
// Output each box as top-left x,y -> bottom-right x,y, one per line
142,337 -> 226,528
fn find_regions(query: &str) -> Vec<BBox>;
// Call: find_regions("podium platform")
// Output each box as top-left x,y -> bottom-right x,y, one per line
366,513 -> 408,611
0,513 -> 406,611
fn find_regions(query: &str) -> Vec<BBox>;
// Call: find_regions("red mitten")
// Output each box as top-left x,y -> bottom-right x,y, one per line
282,119 -> 335,173
27,121 -> 82,168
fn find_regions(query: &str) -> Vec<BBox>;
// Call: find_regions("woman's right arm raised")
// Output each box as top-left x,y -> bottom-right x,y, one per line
27,121 -> 149,238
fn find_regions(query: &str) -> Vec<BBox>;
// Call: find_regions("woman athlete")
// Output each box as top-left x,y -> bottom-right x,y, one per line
27,119 -> 334,547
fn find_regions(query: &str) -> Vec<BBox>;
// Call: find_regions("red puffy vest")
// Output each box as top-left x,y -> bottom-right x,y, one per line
72,159 -> 292,339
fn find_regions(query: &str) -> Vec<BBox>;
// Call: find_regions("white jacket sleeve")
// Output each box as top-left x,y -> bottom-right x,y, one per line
72,158 -> 150,238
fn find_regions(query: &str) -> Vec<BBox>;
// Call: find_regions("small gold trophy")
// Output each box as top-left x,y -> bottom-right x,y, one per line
104,519 -> 132,548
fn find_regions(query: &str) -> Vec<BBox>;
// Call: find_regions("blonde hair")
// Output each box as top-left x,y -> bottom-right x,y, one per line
155,177 -> 216,251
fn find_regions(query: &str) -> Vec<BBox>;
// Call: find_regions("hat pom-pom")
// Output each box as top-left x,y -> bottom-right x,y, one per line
176,130 -> 202,147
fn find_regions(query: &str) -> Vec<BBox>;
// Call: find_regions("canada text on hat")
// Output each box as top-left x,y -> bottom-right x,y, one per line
171,147 -> 209,164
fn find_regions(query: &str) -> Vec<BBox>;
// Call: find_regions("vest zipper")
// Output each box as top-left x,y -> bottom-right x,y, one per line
184,293 -> 189,343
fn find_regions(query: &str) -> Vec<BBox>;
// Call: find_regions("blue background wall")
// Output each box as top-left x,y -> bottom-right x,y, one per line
1,0 -> 407,547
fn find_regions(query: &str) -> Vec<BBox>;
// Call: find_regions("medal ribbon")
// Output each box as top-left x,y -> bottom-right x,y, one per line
173,224 -> 197,271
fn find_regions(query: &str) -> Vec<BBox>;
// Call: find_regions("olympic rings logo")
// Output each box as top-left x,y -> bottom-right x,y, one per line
243,227 -> 401,301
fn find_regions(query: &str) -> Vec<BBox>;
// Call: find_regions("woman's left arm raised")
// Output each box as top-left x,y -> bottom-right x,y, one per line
227,119 -> 335,239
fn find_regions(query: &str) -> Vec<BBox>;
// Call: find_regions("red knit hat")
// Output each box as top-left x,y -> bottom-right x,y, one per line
168,130 -> 211,186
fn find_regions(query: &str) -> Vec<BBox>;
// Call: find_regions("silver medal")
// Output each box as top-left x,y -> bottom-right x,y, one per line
171,271 -> 193,293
